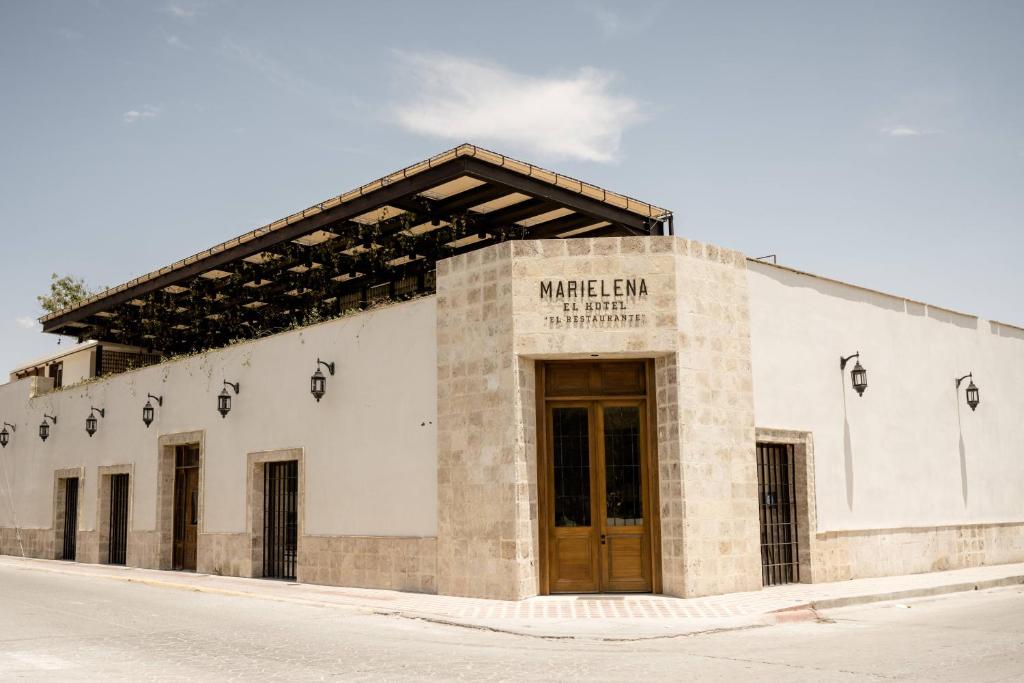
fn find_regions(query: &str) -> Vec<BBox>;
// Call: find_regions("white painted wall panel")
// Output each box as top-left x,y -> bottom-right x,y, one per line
0,297 -> 438,537
748,261 -> 1024,532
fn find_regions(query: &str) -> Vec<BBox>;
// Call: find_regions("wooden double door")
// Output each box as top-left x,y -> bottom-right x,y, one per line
541,362 -> 656,594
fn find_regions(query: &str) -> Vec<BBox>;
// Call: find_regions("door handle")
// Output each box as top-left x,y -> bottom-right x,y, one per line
600,534 -> 606,545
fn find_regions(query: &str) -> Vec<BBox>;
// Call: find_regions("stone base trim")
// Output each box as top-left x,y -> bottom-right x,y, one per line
130,530 -> 161,569
299,535 -> 437,593
812,522 -> 1024,582
1,526 -> 438,593
0,528 -> 53,559
198,532 -> 251,577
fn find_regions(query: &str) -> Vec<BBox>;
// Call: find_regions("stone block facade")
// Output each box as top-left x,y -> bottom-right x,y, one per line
436,236 -> 762,599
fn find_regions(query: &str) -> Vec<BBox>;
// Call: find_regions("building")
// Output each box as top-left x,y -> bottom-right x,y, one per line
1,144 -> 1021,601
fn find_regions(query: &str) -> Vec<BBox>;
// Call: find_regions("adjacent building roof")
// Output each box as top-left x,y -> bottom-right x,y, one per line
40,144 -> 672,354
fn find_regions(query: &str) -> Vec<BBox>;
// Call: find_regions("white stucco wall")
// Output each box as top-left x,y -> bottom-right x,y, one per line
0,296 -> 438,537
60,347 -> 94,386
748,261 -> 1024,533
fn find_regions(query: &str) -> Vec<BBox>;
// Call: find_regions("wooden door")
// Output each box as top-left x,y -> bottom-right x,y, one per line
546,398 -> 652,593
173,445 -> 200,571
547,403 -> 600,593
597,402 -> 651,592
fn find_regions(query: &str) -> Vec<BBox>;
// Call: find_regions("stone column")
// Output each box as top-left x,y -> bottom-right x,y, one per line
435,243 -> 538,599
669,240 -> 762,596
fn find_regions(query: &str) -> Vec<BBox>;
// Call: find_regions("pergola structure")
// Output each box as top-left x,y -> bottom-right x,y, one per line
41,145 -> 673,355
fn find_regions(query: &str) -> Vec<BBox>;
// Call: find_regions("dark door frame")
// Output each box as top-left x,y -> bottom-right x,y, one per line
172,444 -> 201,571
61,477 -> 79,561
535,359 -> 662,595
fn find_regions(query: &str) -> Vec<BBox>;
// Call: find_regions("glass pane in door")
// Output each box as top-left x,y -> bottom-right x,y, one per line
603,407 -> 643,526
552,407 -> 591,527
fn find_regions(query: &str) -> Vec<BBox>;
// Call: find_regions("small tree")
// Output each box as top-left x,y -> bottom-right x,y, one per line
37,273 -> 97,315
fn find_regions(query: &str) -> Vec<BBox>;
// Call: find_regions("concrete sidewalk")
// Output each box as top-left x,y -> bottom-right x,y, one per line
2,555 -> 1022,640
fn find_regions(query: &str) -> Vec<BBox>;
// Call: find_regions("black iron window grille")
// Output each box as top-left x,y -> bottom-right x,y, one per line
108,473 -> 130,566
263,461 -> 298,580
62,478 -> 79,561
756,443 -> 800,586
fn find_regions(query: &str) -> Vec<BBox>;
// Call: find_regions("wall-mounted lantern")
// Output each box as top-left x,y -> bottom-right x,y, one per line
956,373 -> 980,411
310,359 -> 335,402
39,414 -> 57,442
85,407 -> 105,437
218,380 -> 240,418
143,394 -> 163,428
0,423 -> 15,449
840,351 -> 868,396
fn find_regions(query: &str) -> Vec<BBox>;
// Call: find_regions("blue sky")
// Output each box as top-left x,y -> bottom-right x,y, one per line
1,1 -> 1022,374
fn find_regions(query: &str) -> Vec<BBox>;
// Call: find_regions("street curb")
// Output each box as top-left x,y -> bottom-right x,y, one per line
806,574 -> 1024,611
4,556 -> 1024,641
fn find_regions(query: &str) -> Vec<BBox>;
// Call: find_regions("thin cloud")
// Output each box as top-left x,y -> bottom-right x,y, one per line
392,53 -> 641,162
576,2 -> 665,38
165,34 -> 190,50
222,39 -> 312,95
123,105 -> 160,124
882,125 -> 941,137
583,6 -> 621,36
163,3 -> 201,20
15,317 -> 39,330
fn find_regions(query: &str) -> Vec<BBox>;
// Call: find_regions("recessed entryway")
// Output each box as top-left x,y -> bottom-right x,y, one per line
98,468 -> 131,566
263,460 -> 298,579
247,448 -> 303,582
756,442 -> 800,586
53,468 -> 83,562
172,444 -> 201,571
537,361 -> 659,594
156,431 -> 206,571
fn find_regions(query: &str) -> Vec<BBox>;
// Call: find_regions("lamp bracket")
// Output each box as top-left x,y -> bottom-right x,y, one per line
2,422 -> 15,432
839,352 -> 860,370
90,407 -> 105,418
224,380 -> 240,394
955,372 -> 973,388
317,359 -> 336,376
147,394 -> 164,406
43,414 -> 57,425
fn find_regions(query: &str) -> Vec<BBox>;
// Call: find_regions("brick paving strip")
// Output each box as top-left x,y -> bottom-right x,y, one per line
2,555 -> 1022,640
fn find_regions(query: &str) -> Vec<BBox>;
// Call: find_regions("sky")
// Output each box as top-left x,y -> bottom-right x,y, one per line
1,0 -> 1022,375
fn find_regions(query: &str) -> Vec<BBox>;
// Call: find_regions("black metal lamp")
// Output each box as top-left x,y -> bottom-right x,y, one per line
840,352 -> 868,396
218,380 -> 240,418
85,407 -> 105,437
143,394 -> 163,428
0,422 -> 14,449
39,414 -> 57,442
956,373 -> 980,411
310,359 -> 335,402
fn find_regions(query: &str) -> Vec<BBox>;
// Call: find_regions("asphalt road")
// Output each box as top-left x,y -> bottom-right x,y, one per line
1,564 -> 1022,681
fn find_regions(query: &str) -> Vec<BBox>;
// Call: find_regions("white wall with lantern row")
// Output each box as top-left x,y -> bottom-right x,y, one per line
748,260 -> 1024,533
1,237 -> 1024,594
0,297 -> 439,539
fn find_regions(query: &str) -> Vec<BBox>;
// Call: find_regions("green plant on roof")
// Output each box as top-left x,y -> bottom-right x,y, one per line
37,273 -> 101,315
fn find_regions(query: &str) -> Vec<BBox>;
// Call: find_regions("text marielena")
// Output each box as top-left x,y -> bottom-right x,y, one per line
539,278 -> 648,299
